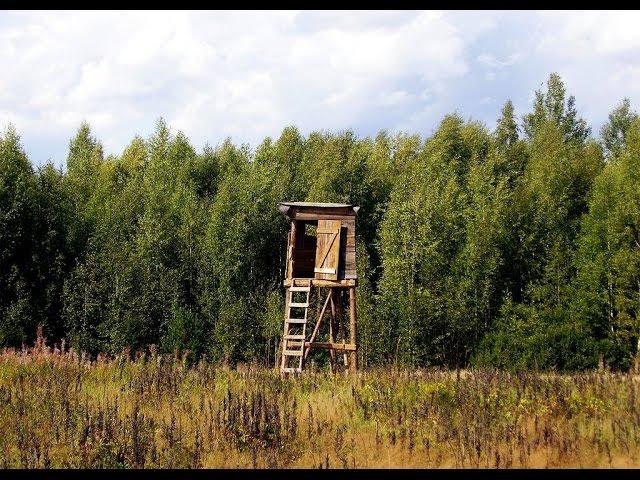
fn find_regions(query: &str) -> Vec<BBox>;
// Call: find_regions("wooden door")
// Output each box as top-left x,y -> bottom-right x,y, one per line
314,220 -> 341,281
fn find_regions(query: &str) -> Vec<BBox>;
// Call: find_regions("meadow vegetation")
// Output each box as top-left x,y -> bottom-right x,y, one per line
0,334 -> 638,468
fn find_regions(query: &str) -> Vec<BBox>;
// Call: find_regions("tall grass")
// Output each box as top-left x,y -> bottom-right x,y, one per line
1,334 -> 638,468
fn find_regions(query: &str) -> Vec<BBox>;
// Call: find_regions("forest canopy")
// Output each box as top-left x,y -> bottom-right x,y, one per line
1,73 -> 639,371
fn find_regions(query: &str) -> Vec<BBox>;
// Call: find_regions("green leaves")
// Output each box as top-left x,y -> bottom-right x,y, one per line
0,125 -> 38,346
376,116 -> 490,367
523,73 -> 591,144
1,72 -> 639,371
600,98 -> 639,157
571,119 -> 640,370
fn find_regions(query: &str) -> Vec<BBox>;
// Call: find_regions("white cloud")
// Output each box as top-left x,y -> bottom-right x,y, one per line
535,11 -> 640,57
477,52 -> 523,69
378,90 -> 412,107
0,10 -> 639,166
0,10 -> 476,165
530,10 -> 640,133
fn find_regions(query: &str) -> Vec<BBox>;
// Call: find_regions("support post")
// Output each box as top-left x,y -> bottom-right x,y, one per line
337,289 -> 348,368
328,291 -> 337,373
349,286 -> 357,372
287,220 -> 297,281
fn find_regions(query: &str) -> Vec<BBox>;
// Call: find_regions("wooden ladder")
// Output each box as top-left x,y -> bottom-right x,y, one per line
280,280 -> 311,373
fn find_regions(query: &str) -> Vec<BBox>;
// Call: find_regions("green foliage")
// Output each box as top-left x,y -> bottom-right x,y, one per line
161,305 -> 210,362
1,72 -> 639,371
495,100 -> 519,147
600,98 -> 638,157
0,126 -> 46,346
376,115 -> 484,366
571,119 -> 640,370
523,73 -> 591,144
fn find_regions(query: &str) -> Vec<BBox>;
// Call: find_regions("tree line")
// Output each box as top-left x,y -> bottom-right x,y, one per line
1,73 -> 639,370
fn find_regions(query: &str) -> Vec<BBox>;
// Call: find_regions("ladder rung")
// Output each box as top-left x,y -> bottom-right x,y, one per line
287,318 -> 306,324
289,286 -> 310,292
281,279 -> 309,374
283,350 -> 303,356
285,334 -> 305,340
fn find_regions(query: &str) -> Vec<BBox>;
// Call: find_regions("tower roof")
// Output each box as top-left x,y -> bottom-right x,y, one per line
277,202 -> 360,218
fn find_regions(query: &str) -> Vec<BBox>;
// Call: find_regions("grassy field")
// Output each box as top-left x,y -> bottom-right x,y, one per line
0,337 -> 639,468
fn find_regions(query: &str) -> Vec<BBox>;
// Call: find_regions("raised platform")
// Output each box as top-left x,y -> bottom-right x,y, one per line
305,342 -> 356,351
283,278 -> 357,288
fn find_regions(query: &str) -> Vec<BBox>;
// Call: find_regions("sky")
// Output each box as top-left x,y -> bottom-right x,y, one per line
1,10 -> 640,168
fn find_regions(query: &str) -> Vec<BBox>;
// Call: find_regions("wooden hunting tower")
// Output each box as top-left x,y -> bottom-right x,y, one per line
277,202 -> 359,373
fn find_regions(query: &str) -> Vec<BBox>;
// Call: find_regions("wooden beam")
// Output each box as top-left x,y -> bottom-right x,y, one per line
337,290 -> 348,367
349,286 -> 357,372
305,342 -> 356,351
304,289 -> 331,360
284,279 -> 357,287
329,292 -> 336,372
293,213 -> 355,221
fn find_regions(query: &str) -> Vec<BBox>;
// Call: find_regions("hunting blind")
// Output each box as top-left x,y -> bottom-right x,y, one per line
277,202 -> 359,374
